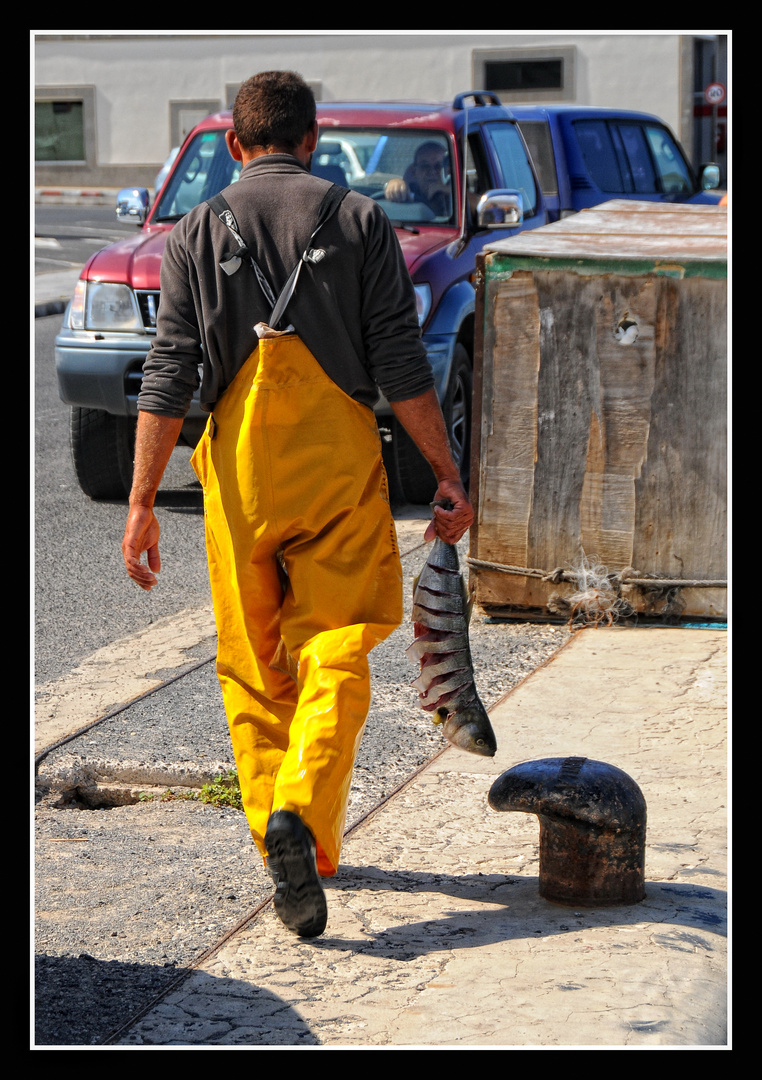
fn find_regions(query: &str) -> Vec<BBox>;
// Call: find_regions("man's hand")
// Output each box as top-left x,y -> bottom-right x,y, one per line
424,478 -> 474,545
122,504 -> 162,590
120,411 -> 184,590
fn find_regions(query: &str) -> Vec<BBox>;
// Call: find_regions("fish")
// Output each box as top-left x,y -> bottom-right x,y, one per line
406,533 -> 497,758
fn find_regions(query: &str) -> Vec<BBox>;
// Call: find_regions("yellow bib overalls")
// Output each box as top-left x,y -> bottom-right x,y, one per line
190,330 -> 403,876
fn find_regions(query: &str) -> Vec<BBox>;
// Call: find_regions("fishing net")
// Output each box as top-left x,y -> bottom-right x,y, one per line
548,551 -> 635,627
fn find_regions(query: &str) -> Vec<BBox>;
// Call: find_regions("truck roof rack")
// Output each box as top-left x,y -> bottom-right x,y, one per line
452,91 -> 502,110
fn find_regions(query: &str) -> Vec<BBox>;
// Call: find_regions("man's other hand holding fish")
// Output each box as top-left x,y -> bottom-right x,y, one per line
390,389 -> 473,545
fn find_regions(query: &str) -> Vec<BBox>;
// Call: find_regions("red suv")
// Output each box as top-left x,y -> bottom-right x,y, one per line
56,92 -> 548,503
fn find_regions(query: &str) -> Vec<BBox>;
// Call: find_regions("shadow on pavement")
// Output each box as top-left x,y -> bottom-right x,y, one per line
35,954 -> 318,1047
313,867 -> 726,959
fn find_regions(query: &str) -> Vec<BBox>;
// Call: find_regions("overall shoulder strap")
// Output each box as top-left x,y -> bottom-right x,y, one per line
268,183 -> 350,330
206,193 -> 278,308
310,183 -> 350,236
207,182 -> 350,330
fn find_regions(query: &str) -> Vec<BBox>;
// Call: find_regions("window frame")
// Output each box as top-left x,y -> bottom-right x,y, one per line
472,46 -> 576,104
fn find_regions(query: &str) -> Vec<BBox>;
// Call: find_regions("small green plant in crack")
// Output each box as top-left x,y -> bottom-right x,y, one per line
135,771 -> 242,809
198,769 -> 243,810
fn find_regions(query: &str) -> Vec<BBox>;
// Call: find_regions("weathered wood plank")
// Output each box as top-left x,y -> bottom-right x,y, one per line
632,275 -> 727,580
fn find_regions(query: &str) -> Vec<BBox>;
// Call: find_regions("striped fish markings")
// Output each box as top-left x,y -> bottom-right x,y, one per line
406,537 -> 497,757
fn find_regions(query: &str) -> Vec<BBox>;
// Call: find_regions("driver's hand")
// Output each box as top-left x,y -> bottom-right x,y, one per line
384,178 -> 410,203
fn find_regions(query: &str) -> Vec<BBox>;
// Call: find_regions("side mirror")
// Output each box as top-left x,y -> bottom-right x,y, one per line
477,189 -> 524,229
116,187 -> 150,224
700,163 -> 721,191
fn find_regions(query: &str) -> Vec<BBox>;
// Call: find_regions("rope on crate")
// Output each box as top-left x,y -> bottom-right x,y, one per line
466,558 -> 726,590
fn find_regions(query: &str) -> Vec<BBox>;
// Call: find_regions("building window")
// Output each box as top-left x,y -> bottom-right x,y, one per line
35,86 -> 95,166
485,59 -> 563,94
35,100 -> 85,162
473,47 -> 576,103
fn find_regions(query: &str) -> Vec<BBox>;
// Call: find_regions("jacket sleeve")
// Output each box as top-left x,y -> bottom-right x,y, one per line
138,221 -> 202,419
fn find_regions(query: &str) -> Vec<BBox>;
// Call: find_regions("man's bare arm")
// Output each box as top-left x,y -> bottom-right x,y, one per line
390,387 -> 474,544
121,411 -> 184,590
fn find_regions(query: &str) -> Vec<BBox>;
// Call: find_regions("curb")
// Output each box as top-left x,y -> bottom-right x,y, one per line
36,188 -> 122,206
35,300 -> 67,318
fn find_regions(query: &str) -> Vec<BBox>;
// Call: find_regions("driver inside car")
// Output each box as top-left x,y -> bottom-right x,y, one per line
384,141 -> 451,216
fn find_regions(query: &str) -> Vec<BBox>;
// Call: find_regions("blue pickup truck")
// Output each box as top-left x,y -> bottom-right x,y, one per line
508,104 -> 722,220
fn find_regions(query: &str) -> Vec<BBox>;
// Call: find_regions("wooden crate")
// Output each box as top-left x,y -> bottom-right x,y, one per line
470,200 -> 727,622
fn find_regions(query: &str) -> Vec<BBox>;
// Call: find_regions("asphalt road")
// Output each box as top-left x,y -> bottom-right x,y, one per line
34,204 -> 130,273
35,313 -> 214,686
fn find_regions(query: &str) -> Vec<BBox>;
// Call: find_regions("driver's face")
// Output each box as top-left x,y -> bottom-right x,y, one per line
413,150 -> 446,196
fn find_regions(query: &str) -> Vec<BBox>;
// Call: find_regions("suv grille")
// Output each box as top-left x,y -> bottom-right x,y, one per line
135,290 -> 160,332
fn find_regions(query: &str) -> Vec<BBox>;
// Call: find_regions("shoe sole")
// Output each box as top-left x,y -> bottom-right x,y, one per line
265,811 -> 327,938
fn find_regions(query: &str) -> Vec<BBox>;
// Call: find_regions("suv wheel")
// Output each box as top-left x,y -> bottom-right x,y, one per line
70,407 -> 136,500
389,343 -> 472,505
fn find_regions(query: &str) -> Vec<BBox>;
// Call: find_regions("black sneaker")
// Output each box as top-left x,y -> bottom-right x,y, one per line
264,810 -> 328,938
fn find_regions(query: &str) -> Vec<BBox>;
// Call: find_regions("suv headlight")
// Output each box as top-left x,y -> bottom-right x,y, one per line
69,280 -> 142,332
414,283 -> 432,327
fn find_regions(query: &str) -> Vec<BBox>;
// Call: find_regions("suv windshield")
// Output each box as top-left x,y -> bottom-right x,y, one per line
314,128 -> 455,226
153,126 -> 457,227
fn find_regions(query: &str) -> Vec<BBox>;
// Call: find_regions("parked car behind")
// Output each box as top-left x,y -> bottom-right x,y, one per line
509,104 -> 722,220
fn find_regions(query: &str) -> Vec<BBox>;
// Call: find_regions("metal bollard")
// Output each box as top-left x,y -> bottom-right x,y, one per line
488,757 -> 646,906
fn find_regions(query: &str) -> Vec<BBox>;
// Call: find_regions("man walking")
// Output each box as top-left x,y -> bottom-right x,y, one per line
122,71 -> 473,938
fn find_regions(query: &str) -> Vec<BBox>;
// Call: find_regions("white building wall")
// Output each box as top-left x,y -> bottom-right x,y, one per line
33,32 -> 711,184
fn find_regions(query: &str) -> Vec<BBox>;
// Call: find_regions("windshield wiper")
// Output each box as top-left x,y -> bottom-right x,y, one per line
152,213 -> 186,223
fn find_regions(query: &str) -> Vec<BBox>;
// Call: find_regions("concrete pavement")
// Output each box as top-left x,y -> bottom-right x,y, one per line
111,625 -> 728,1048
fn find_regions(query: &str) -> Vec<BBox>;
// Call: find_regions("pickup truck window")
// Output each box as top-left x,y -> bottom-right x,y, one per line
616,124 -> 659,193
483,122 -> 538,216
575,119 -> 694,197
575,121 -> 626,191
644,124 -> 694,194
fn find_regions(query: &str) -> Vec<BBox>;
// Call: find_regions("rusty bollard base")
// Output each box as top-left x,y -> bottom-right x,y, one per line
488,757 -> 646,907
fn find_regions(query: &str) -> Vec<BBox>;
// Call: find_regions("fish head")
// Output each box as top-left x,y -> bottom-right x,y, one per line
442,703 -> 497,757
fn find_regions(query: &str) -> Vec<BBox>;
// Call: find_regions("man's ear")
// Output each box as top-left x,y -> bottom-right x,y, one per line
225,129 -> 243,162
304,121 -> 319,154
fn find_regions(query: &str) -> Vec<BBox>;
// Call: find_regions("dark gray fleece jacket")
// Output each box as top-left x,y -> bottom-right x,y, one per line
138,153 -> 433,418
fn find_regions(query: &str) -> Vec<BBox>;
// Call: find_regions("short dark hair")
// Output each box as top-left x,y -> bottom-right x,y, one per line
233,71 -> 316,152
414,140 -> 446,165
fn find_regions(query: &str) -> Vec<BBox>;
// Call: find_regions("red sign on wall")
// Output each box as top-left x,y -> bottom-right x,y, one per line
704,83 -> 726,106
